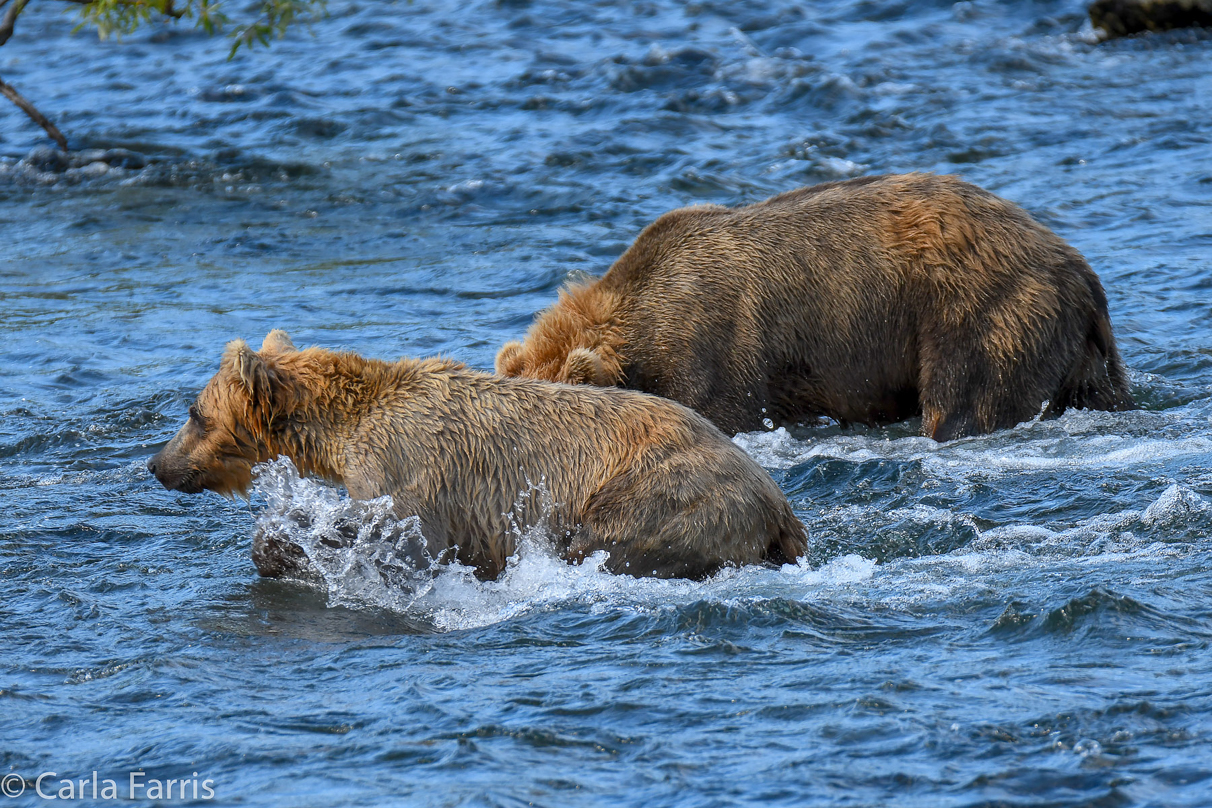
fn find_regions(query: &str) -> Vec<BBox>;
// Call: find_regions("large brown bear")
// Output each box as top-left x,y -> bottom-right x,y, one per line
147,330 -> 805,580
495,173 -> 1134,440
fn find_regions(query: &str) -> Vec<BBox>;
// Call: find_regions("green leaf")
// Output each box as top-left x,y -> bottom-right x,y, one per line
65,0 -> 327,53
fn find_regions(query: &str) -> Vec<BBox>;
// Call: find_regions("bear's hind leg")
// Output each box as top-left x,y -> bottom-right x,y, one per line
921,406 -> 979,442
1046,314 -> 1135,417
917,341 -> 991,441
572,451 -> 772,579
917,324 -> 1047,440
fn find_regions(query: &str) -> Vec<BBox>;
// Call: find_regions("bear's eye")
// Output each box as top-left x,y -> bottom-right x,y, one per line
188,405 -> 206,429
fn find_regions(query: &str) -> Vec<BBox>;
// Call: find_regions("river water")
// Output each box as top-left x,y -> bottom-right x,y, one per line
2,1 -> 1211,805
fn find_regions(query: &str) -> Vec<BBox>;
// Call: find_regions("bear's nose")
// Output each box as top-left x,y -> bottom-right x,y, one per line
146,457 -> 159,476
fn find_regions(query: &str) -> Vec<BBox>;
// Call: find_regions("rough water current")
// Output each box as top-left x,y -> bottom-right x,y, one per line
2,0 -> 1211,805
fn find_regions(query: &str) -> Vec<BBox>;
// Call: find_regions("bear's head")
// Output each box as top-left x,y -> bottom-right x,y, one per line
147,329 -> 305,497
495,282 -> 624,388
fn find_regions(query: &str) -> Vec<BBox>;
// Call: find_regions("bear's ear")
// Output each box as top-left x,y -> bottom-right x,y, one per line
495,341 -> 526,376
261,329 -> 296,355
225,339 -> 288,415
561,348 -> 609,386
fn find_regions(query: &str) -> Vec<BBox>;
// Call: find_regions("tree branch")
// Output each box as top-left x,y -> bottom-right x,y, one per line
0,75 -> 68,151
0,0 -> 67,151
0,0 -> 30,47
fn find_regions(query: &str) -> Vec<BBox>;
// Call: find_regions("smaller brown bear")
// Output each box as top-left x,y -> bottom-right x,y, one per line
496,173 -> 1134,440
147,330 -> 805,580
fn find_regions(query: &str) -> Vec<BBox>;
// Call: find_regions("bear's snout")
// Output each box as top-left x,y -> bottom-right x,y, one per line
147,450 -> 176,490
147,447 -> 198,492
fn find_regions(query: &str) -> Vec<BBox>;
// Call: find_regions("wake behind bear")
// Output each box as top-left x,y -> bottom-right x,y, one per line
146,330 -> 806,580
496,173 -> 1134,440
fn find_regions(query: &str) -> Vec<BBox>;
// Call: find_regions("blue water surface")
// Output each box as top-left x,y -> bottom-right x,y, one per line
2,1 -> 1211,805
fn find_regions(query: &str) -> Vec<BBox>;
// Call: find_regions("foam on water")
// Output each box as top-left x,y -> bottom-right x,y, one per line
248,458 -> 889,630
254,458 -> 442,614
246,456 -> 1208,631
837,481 -> 1209,609
733,404 -> 1212,480
972,482 -> 1209,556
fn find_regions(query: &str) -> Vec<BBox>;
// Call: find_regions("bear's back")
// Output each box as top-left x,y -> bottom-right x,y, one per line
599,173 -> 1073,294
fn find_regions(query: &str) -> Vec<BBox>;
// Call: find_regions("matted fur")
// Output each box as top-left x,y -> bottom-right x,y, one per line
147,331 -> 806,580
495,173 -> 1134,439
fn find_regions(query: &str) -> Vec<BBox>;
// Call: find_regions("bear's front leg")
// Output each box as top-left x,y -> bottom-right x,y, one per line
251,521 -> 313,578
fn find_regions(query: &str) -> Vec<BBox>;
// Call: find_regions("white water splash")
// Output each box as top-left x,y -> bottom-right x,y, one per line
245,459 -> 884,629
733,404 -> 1212,481
250,458 -> 679,628
246,457 -> 1210,629
254,458 -> 439,613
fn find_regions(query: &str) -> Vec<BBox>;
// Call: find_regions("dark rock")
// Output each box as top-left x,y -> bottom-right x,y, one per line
102,148 -> 148,169
1090,0 -> 1212,38
25,146 -> 68,172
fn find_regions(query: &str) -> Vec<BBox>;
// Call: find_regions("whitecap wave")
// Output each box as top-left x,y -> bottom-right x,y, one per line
733,403 -> 1212,480
246,458 -> 1209,629
246,458 -> 884,629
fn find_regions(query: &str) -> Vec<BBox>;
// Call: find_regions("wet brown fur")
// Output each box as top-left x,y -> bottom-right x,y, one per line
496,173 -> 1134,439
148,331 -> 806,580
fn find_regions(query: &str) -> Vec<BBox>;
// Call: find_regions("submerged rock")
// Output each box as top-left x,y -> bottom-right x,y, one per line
1089,0 -> 1212,38
20,145 -> 148,173
24,146 -> 69,173
100,148 -> 148,169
